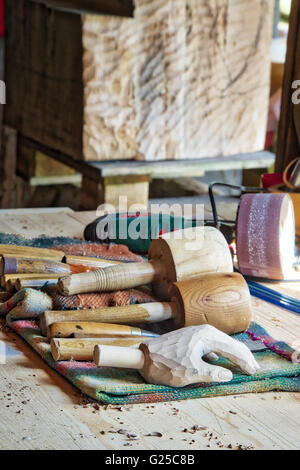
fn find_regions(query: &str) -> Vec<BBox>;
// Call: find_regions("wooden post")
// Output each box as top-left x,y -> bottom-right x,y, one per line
0,126 -> 17,208
80,174 -> 151,210
276,0 -> 300,173
80,176 -> 105,211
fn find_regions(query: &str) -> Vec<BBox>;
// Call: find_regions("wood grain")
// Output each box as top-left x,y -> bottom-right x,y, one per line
0,211 -> 85,239
9,1 -> 273,162
172,273 -> 252,334
80,0 -> 272,161
41,303 -> 175,336
82,0 -> 272,161
58,261 -> 157,296
149,226 -> 233,299
82,14 -> 137,161
0,245 -> 64,262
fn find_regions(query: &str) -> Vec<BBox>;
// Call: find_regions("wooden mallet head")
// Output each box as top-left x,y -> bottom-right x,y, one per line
170,272 -> 252,334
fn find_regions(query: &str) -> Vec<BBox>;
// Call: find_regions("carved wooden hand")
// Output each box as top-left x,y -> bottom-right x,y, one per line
94,324 -> 260,387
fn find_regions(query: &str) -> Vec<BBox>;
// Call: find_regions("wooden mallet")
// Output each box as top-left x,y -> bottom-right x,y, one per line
94,325 -> 260,387
41,273 -> 252,336
58,227 -> 233,299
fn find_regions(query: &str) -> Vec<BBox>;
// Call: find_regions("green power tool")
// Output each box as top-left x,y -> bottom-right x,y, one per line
84,212 -> 197,254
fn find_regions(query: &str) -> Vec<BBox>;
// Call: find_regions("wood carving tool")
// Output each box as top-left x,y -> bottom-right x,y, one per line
2,273 -> 63,292
51,337 -> 149,361
15,277 -> 61,290
42,273 -> 251,336
0,244 -> 65,261
47,322 -> 159,339
94,325 -> 260,387
58,227 -> 233,299
0,256 -> 70,276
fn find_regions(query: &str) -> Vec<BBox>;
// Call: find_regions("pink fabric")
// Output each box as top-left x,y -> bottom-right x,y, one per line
237,193 -> 285,278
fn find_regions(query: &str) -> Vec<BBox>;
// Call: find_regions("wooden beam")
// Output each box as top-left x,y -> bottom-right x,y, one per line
276,0 -> 300,173
90,152 -> 275,179
20,138 -> 275,181
20,136 -> 275,176
19,136 -> 102,182
29,0 -> 134,17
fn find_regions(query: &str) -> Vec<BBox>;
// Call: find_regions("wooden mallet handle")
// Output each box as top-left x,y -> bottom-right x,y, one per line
58,262 -> 157,296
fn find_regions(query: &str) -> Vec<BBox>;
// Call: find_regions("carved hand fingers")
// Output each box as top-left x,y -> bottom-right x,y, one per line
201,325 -> 260,376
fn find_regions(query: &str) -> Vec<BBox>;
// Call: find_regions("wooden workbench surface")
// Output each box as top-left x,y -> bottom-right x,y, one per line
0,207 -> 299,450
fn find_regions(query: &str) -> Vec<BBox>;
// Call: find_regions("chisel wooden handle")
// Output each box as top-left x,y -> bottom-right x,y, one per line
47,321 -> 158,339
0,244 -> 65,261
41,302 -> 176,336
0,256 -> 70,275
15,277 -> 60,290
58,262 -> 158,296
51,337 -> 148,361
3,273 -> 63,292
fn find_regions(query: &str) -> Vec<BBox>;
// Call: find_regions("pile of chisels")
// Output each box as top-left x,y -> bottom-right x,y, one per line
0,227 -> 252,365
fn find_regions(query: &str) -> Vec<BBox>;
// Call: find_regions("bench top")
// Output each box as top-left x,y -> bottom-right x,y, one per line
90,151 -> 275,179
20,137 -> 275,181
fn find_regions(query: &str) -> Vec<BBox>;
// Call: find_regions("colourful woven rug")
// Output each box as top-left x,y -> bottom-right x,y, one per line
0,233 -> 299,404
0,233 -> 143,263
4,316 -> 300,404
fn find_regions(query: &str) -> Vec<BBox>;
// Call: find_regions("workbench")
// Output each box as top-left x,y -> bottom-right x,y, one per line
18,136 -> 275,210
0,206 -> 299,450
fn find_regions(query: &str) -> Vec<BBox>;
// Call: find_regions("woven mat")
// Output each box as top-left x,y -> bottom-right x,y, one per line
0,234 -> 299,404
4,316 -> 299,404
0,233 -> 143,263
